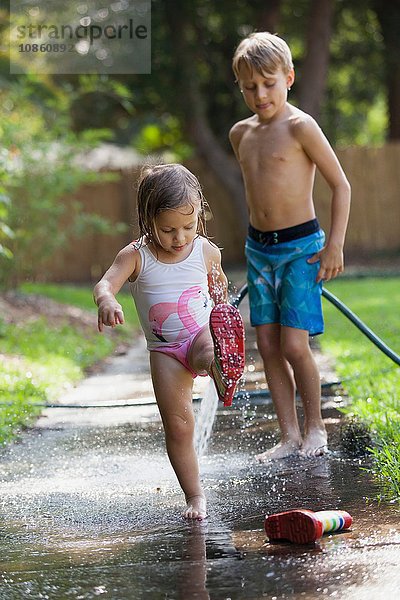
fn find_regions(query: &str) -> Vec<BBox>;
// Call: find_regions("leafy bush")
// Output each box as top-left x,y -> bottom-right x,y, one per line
0,81 -> 125,287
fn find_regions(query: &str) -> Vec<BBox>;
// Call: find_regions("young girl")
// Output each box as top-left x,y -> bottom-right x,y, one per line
94,164 -> 245,520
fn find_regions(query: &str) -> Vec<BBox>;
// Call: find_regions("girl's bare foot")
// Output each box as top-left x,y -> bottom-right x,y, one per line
183,495 -> 207,520
300,427 -> 328,458
255,439 -> 301,462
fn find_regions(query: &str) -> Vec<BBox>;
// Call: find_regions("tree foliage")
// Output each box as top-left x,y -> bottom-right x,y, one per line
60,0 -> 389,149
323,1 -> 386,145
0,0 -> 396,282
0,79 -> 123,287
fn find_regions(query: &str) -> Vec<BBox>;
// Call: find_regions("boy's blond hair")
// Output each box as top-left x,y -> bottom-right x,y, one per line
232,32 -> 293,79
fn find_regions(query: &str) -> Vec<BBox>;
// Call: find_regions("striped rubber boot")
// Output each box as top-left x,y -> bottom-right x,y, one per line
265,509 -> 352,544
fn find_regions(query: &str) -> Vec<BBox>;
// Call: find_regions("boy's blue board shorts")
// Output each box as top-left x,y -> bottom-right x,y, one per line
245,220 -> 325,336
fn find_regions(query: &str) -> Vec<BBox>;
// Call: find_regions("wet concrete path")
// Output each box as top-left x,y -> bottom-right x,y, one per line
0,296 -> 399,599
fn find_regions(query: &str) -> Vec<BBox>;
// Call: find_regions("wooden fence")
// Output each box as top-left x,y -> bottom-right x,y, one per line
314,143 -> 400,256
42,143 -> 400,282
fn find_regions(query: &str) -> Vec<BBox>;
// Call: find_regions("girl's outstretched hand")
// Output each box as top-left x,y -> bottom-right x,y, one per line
97,300 -> 125,332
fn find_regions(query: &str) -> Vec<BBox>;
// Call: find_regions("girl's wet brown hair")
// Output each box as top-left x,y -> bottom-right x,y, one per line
136,163 -> 209,245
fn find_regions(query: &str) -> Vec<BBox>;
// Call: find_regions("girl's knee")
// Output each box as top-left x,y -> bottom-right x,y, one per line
189,338 -> 213,373
164,413 -> 195,445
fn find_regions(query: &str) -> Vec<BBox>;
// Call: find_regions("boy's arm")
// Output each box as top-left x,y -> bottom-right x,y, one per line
203,241 -> 228,305
93,244 -> 139,332
293,116 -> 351,282
229,122 -> 246,163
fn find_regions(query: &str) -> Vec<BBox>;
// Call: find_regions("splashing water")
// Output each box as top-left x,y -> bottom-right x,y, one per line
194,379 -> 219,458
194,272 -> 243,458
209,261 -> 227,304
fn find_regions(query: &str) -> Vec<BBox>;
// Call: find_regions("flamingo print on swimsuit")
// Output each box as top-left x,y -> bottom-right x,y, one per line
149,285 -> 209,343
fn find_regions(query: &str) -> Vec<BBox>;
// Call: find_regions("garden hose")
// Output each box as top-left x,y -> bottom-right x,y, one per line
232,283 -> 400,367
2,283 -> 397,410
321,287 -> 400,366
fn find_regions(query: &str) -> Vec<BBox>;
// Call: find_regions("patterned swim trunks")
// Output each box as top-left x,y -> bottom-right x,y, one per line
245,223 -> 325,336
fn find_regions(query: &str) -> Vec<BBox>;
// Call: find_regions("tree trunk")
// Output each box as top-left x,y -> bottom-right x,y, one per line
164,0 -> 248,227
257,0 -> 282,33
374,0 -> 400,140
297,0 -> 334,121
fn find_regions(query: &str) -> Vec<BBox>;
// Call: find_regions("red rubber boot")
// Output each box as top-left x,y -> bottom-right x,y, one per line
209,304 -> 245,407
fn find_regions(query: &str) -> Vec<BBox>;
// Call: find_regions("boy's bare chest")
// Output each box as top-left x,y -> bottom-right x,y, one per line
239,127 -> 297,169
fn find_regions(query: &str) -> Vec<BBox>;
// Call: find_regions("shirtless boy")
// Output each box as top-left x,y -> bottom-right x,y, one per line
230,32 -> 351,460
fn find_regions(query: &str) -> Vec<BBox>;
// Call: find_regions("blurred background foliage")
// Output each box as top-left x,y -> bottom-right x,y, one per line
0,0 -> 399,286
0,78 -> 124,286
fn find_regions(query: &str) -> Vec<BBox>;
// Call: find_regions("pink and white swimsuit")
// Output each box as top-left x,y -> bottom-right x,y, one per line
129,236 -> 212,376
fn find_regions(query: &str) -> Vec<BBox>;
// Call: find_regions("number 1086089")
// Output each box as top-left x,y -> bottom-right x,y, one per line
18,43 -> 74,53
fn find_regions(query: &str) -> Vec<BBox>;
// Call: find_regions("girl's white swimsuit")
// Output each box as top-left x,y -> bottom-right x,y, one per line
130,236 -> 212,350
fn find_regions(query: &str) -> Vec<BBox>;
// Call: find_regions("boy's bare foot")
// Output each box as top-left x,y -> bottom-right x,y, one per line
300,428 -> 328,458
183,495 -> 207,520
255,439 -> 301,462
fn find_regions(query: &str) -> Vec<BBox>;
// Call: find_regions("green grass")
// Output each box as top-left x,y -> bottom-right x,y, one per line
20,282 -> 138,322
0,363 -> 46,445
20,282 -> 99,312
0,283 -> 139,444
322,277 -> 400,500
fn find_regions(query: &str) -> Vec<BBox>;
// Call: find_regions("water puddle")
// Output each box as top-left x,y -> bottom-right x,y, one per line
0,298 -> 399,599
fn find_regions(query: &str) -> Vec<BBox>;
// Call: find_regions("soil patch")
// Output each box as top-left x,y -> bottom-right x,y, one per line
0,291 -> 96,331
